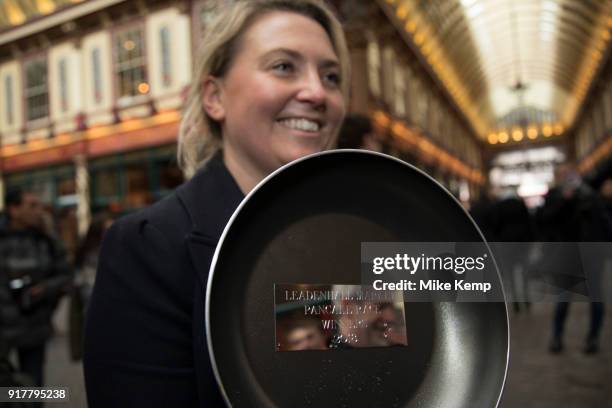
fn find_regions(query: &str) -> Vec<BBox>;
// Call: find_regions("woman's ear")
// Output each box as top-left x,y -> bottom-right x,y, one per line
202,77 -> 225,121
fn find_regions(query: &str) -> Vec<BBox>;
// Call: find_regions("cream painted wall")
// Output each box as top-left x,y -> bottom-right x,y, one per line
1,6 -> 193,140
49,42 -> 83,133
0,61 -> 23,145
82,30 -> 113,125
146,7 -> 192,110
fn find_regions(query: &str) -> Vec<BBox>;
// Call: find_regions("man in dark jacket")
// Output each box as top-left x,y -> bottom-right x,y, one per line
0,188 -> 73,387
541,164 -> 608,353
494,192 -> 534,312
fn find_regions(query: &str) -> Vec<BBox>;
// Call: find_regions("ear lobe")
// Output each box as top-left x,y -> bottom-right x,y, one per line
202,77 -> 225,121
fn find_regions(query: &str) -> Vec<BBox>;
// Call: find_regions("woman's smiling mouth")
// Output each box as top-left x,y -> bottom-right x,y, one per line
277,118 -> 321,133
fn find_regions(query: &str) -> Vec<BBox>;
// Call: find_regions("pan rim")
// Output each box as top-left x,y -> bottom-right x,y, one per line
205,149 -> 510,407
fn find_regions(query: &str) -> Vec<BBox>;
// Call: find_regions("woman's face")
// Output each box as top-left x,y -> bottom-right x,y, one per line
210,11 -> 346,185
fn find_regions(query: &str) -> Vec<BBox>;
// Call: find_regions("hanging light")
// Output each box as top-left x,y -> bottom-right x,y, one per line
527,126 -> 538,139
512,128 -> 524,142
498,131 -> 509,143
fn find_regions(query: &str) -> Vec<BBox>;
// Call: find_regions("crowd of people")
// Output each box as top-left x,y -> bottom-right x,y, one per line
0,188 -> 112,397
471,160 -> 612,354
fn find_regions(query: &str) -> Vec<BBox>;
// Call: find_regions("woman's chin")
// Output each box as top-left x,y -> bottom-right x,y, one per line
280,144 -> 325,165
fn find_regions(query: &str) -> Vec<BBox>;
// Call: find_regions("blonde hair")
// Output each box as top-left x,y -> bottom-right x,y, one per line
178,0 -> 351,178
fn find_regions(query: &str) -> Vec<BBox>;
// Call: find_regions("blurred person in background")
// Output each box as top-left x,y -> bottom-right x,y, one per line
470,185 -> 499,242
0,210 -> 7,231
540,163 -> 608,354
337,113 -> 382,151
0,188 -> 73,392
1,267 -> 19,387
600,177 -> 612,229
69,211 -> 114,361
494,188 -> 534,313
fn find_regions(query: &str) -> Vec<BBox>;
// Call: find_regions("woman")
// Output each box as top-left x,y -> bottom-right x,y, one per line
83,1 -> 349,406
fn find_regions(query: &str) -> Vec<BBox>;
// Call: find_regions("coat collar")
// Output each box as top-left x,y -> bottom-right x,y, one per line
176,150 -> 245,243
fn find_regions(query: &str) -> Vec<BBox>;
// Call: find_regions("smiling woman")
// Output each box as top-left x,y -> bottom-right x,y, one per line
83,1 -> 350,407
201,9 -> 347,192
179,0 -> 350,183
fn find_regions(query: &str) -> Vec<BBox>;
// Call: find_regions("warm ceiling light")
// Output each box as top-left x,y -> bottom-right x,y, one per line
512,128 -> 524,142
488,133 -> 498,144
414,32 -> 425,45
6,2 -> 26,25
137,82 -> 149,94
542,124 -> 553,137
527,126 -> 538,139
595,40 -> 606,52
37,0 -> 56,14
405,19 -> 417,33
396,4 -> 409,19
553,124 -> 564,135
124,40 -> 135,51
498,131 -> 509,143
373,111 -> 391,128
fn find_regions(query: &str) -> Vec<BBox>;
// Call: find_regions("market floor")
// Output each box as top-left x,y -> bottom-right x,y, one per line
41,300 -> 610,407
501,302 -> 612,408
44,297 -> 87,407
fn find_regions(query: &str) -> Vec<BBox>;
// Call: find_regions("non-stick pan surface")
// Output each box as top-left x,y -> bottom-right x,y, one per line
207,150 -> 508,407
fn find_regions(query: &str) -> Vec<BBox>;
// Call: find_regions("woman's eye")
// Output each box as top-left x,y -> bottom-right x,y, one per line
323,72 -> 341,86
272,62 -> 294,73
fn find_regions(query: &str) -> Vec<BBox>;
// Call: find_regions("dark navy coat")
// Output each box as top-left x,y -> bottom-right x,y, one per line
84,153 -> 243,407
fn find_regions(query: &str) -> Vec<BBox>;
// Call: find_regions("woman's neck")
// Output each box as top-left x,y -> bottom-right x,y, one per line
222,148 -> 266,194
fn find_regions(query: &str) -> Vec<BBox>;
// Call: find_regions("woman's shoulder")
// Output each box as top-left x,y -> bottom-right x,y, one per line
108,192 -> 190,250
108,154 -> 243,250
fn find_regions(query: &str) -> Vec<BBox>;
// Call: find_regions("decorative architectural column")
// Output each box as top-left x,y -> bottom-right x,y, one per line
74,154 -> 90,237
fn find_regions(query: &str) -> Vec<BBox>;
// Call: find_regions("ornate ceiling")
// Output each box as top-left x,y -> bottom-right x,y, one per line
0,0 -> 81,30
380,0 -> 611,141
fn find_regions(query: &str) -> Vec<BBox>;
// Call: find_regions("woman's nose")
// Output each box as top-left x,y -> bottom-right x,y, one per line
296,70 -> 327,108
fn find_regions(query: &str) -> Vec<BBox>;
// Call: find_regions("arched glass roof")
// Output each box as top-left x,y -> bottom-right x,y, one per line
0,0 -> 82,31
382,0 -> 611,139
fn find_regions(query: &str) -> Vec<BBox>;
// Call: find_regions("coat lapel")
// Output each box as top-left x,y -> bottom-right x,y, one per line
176,152 -> 245,287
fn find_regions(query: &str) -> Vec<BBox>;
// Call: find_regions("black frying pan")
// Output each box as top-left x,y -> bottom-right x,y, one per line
206,150 -> 509,407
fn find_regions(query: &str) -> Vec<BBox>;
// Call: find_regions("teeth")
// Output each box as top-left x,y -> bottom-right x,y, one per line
279,118 -> 320,132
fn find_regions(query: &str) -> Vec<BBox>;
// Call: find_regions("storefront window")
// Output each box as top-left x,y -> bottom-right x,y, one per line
24,57 -> 49,122
59,58 -> 69,112
94,168 -> 120,201
160,26 -> 172,87
4,74 -> 13,126
126,163 -> 150,207
92,48 -> 103,104
114,27 -> 147,104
